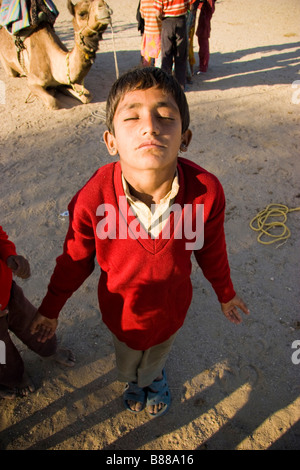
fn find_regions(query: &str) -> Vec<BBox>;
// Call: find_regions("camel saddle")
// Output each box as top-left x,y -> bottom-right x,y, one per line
0,0 -> 58,35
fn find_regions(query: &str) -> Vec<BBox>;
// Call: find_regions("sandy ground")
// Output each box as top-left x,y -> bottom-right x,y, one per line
0,0 -> 300,451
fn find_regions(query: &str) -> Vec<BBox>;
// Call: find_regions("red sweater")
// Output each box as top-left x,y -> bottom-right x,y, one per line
0,226 -> 17,310
38,158 -> 235,350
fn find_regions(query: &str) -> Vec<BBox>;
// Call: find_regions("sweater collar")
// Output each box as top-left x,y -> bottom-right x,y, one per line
113,160 -> 185,253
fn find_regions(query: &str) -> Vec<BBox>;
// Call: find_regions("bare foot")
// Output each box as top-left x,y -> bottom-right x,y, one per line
51,348 -> 76,367
146,371 -> 171,417
127,398 -> 144,412
16,371 -> 36,397
0,385 -> 17,399
0,371 -> 36,399
147,374 -> 165,415
123,382 -> 146,413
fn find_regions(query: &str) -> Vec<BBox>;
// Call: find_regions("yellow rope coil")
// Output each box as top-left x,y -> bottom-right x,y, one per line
249,203 -> 300,246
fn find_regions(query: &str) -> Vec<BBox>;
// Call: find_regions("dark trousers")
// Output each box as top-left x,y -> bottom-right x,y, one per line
161,15 -> 187,88
0,282 -> 57,388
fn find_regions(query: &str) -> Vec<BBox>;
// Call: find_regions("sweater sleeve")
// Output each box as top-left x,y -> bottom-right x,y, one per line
0,226 -> 17,261
38,194 -> 96,319
193,182 -> 236,303
0,226 -> 17,310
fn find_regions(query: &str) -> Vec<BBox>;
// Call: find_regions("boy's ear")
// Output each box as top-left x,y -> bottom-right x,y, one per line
180,129 -> 192,152
103,130 -> 118,156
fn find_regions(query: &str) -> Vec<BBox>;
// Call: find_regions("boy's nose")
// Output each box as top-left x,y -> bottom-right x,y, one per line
142,113 -> 159,134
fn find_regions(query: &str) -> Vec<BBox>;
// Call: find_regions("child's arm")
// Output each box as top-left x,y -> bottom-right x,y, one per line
194,178 -> 249,322
30,193 -> 96,342
0,226 -> 30,315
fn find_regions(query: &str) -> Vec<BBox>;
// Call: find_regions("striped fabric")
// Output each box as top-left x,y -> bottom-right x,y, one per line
154,0 -> 191,18
0,0 -> 30,33
140,0 -> 161,35
0,0 -> 58,34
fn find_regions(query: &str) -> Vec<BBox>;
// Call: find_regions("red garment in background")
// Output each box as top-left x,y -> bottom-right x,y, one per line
196,0 -> 216,72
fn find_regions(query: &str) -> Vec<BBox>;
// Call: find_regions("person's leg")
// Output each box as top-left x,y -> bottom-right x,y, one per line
113,332 -> 177,416
0,313 -> 26,398
137,333 -> 177,387
7,283 -> 74,386
197,34 -> 209,73
161,17 -> 175,76
138,333 -> 177,417
174,16 -> 188,88
196,1 -> 214,73
0,283 -> 56,398
7,282 -> 58,357
112,334 -> 146,412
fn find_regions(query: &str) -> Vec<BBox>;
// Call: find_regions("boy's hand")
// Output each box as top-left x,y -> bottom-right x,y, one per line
221,295 -> 250,324
0,304 -> 9,317
7,255 -> 31,279
30,311 -> 58,343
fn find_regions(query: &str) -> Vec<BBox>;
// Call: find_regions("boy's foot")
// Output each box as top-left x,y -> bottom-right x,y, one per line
146,369 -> 171,418
0,350 -> 75,400
0,385 -> 17,399
0,371 -> 35,399
50,348 -> 76,367
123,382 -> 147,413
16,371 -> 36,396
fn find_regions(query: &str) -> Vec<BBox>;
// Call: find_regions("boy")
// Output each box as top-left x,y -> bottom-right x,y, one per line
30,67 -> 249,417
154,0 -> 190,89
0,226 -> 75,399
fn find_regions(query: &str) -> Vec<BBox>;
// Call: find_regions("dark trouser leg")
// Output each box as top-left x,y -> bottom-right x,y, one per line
8,282 -> 57,357
161,17 -> 175,76
0,314 -> 24,387
174,16 -> 187,87
0,282 -> 57,387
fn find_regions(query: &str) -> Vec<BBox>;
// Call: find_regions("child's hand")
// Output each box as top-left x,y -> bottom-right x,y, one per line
30,311 -> 58,343
221,295 -> 250,324
0,304 -> 9,317
6,255 -> 31,279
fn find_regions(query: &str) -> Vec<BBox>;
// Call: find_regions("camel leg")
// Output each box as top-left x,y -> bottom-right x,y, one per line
27,82 -> 60,109
58,85 -> 92,104
0,54 -> 21,77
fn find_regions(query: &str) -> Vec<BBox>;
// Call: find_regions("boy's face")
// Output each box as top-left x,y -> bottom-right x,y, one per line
103,86 -> 192,176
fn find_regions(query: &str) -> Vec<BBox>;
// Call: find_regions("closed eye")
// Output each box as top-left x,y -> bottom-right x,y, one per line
159,115 -> 175,120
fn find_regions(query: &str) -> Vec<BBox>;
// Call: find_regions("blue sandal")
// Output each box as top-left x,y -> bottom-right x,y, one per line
146,369 -> 171,418
123,382 -> 146,413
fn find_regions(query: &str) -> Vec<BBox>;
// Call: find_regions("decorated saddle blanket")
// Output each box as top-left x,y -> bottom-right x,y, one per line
0,0 -> 58,34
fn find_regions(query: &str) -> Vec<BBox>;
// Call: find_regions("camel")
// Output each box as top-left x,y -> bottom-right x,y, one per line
0,0 -> 112,109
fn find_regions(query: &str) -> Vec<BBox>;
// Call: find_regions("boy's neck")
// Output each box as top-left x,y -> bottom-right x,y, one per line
121,164 -> 177,207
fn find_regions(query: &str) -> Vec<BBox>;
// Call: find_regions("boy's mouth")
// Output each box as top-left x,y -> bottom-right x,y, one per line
137,140 -> 165,149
